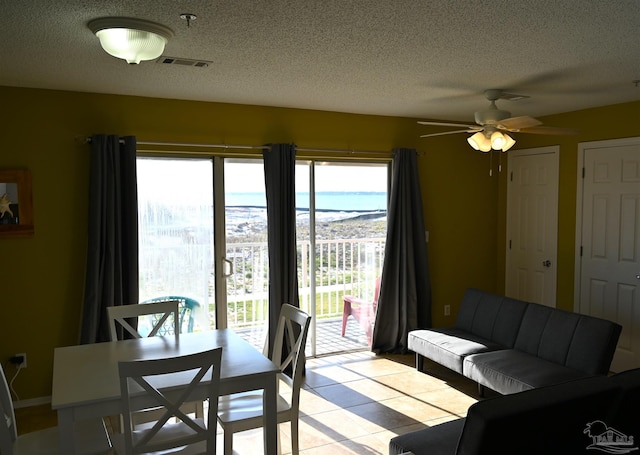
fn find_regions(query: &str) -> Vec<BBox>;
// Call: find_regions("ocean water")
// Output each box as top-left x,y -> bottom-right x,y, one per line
226,192 -> 387,212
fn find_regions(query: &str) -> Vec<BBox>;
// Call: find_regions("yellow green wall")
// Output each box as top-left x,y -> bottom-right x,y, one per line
0,85 -> 636,401
419,133 -> 499,326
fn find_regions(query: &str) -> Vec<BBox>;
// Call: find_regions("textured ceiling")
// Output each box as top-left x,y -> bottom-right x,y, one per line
1,1 -> 639,123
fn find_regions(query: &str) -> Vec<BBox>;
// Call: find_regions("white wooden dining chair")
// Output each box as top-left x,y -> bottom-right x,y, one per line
107,300 -> 203,425
112,347 -> 222,455
107,300 -> 180,341
0,363 -> 111,455
217,303 -> 312,455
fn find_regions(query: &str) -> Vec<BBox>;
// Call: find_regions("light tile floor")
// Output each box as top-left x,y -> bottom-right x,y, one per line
225,351 -> 489,454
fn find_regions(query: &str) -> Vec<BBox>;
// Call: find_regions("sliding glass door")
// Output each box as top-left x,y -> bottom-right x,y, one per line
138,155 -> 388,355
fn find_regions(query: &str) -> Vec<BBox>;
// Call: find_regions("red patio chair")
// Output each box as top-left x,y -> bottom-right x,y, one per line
341,276 -> 381,345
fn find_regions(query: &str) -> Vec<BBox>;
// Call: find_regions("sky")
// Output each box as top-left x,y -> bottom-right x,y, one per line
137,158 -> 388,205
222,160 -> 388,193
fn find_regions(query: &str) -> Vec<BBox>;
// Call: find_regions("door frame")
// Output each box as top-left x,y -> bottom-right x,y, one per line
574,137 -> 640,312
505,146 -> 559,306
213,156 -> 228,328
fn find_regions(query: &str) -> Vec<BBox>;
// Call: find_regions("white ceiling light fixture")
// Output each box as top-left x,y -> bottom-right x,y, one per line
490,131 -> 506,149
88,17 -> 174,64
500,133 -> 516,152
467,131 -> 488,152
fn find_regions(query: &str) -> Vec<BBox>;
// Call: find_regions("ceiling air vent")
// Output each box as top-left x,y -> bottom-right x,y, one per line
157,56 -> 212,68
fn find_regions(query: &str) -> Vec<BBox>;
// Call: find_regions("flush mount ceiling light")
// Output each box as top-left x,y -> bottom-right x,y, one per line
88,17 -> 174,64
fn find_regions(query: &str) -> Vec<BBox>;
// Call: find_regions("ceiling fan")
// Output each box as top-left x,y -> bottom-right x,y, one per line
418,89 -> 579,152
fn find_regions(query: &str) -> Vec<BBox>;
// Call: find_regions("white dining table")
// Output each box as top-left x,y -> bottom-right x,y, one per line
51,329 -> 280,454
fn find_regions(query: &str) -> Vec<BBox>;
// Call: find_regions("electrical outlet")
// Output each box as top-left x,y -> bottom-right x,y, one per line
11,353 -> 27,369
444,305 -> 451,316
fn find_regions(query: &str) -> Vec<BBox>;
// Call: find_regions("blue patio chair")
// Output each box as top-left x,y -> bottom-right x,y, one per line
140,295 -> 201,334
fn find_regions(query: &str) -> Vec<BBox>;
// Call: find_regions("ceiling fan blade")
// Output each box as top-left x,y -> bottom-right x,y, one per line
498,92 -> 530,101
498,116 -> 542,131
420,129 -> 478,138
418,121 -> 478,129
519,126 -> 580,136
484,89 -> 529,102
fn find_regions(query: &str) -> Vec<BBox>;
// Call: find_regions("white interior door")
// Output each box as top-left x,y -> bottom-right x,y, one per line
505,147 -> 559,307
576,138 -> 640,372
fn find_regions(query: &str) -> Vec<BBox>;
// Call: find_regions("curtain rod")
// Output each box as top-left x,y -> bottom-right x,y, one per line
296,146 -> 391,155
84,137 -> 267,150
84,137 -> 392,156
138,141 -> 269,150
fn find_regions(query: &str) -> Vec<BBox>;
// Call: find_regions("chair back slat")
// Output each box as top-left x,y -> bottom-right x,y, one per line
118,347 -> 222,454
271,304 -> 312,402
140,296 -> 201,334
107,300 -> 180,341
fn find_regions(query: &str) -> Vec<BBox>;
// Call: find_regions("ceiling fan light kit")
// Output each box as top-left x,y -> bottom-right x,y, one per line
466,129 -> 515,153
88,17 -> 174,64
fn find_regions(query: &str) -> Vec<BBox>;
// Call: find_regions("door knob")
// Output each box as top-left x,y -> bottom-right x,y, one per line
542,260 -> 551,268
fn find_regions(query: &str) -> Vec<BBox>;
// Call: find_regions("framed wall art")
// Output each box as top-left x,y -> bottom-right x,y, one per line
0,169 -> 34,237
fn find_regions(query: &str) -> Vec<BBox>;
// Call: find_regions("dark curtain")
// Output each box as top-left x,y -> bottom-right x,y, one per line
80,135 -> 139,344
372,148 -> 431,353
263,144 -> 300,357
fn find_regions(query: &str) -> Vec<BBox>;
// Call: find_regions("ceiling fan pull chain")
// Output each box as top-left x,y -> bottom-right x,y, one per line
489,150 -> 493,177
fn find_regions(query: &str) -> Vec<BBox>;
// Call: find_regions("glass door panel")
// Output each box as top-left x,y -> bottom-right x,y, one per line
297,162 -> 388,356
137,157 -> 215,331
223,159 -> 269,349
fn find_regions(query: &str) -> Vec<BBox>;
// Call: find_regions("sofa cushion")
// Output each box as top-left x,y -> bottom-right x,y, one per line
537,309 -> 581,364
389,418 -> 465,455
456,375 -> 620,455
514,303 -> 622,375
565,316 -> 622,375
513,303 -> 553,354
489,297 -> 527,347
454,289 -> 527,348
467,293 -> 503,340
454,288 -> 486,332
409,328 -> 504,374
463,349 -> 590,395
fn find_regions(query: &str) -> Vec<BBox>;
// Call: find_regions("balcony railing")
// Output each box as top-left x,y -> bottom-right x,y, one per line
226,237 -> 385,329
140,233 -> 385,332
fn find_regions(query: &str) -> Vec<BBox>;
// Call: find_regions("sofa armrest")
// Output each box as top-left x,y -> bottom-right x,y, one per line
389,419 -> 465,455
457,375 -> 619,455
